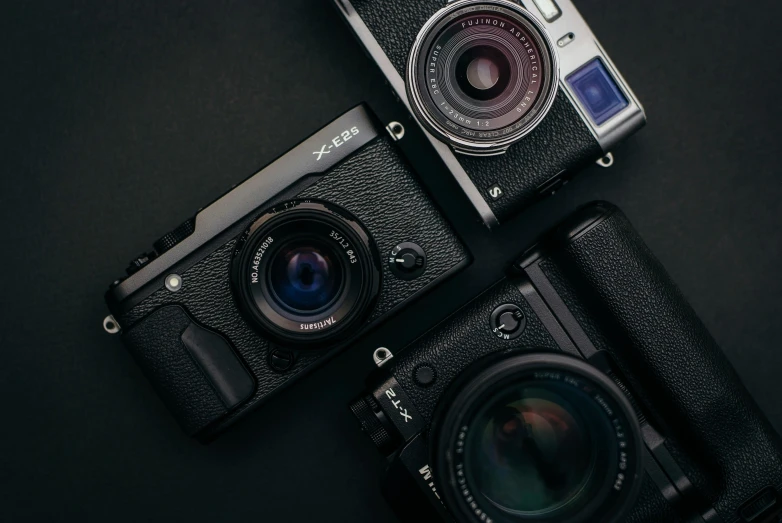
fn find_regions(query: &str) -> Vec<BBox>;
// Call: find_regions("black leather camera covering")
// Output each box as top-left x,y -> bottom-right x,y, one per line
116,136 -> 468,437
383,204 -> 782,521
123,305 -> 255,436
538,204 -> 782,521
350,0 -> 603,223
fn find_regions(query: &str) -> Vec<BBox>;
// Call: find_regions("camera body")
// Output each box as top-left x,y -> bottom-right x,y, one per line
334,0 -> 646,227
351,203 -> 782,523
104,105 -> 470,440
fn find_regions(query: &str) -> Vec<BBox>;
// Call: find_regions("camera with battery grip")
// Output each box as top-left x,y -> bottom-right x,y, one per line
350,202 -> 782,523
335,0 -> 646,227
102,105 -> 470,440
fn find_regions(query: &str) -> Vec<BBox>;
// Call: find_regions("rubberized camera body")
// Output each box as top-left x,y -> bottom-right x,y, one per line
351,203 -> 782,523
104,105 -> 469,440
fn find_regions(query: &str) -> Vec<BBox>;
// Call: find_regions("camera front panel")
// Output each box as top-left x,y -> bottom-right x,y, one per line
364,278 -> 644,523
108,108 -> 469,439
360,203 -> 782,523
336,0 -> 645,225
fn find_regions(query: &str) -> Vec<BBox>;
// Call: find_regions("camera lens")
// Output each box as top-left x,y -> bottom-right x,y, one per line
467,383 -> 607,516
457,46 -> 511,100
232,201 -> 381,347
407,1 -> 559,153
434,353 -> 642,523
268,240 -> 343,313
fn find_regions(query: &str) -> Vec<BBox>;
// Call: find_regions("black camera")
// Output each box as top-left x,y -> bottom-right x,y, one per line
103,105 -> 470,440
334,0 -> 646,227
351,203 -> 782,523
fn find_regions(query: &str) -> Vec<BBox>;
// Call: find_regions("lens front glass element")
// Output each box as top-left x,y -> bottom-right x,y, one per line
457,45 -> 511,100
269,239 -> 344,313
437,357 -> 642,523
411,4 -> 557,147
465,381 -> 609,517
234,202 -> 380,346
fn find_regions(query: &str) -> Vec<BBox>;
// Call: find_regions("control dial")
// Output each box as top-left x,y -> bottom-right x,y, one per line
490,304 -> 527,340
388,242 -> 426,280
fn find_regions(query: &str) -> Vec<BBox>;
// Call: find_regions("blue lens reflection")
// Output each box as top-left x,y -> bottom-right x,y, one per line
269,242 -> 342,313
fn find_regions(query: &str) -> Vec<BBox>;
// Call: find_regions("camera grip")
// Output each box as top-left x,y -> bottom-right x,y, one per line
540,202 -> 782,518
123,305 -> 255,437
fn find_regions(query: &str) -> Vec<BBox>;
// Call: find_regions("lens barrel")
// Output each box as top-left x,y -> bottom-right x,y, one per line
232,201 -> 381,347
407,0 -> 559,154
432,353 -> 643,523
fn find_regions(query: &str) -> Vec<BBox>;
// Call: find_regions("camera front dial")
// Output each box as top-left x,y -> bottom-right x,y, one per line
433,353 -> 643,523
407,0 -> 559,154
232,201 -> 381,347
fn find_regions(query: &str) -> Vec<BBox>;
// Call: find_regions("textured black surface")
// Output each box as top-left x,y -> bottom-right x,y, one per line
351,0 -> 437,78
459,90 -> 603,221
3,1 -> 782,522
123,305 -> 229,435
389,280 -> 560,419
115,136 -> 468,437
540,205 -> 782,521
349,0 -> 605,222
623,477 -> 682,523
379,204 -> 782,521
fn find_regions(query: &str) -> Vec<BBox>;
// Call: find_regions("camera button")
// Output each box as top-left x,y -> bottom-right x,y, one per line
269,348 -> 295,372
413,364 -> 437,387
389,242 -> 426,280
490,304 -> 527,340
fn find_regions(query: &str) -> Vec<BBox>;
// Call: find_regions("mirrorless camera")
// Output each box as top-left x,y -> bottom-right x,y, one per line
334,0 -> 646,227
351,203 -> 782,523
103,105 -> 469,440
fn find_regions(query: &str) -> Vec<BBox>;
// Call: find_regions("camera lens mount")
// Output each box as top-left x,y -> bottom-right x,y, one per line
232,201 -> 381,348
432,353 -> 643,523
407,0 -> 559,155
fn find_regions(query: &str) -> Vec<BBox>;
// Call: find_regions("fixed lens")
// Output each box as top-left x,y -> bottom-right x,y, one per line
409,2 -> 558,150
268,240 -> 343,313
465,382 -> 606,517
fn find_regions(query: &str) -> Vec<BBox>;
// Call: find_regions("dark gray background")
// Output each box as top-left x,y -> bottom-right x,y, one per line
2,1 -> 780,521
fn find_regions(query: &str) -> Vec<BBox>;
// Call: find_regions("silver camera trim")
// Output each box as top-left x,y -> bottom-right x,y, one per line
334,0 -> 646,228
108,105 -> 382,301
533,0 -> 646,152
407,0 -> 562,156
334,0 -> 500,228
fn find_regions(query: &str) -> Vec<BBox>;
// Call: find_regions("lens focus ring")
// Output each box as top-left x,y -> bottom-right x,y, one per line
232,201 -> 381,347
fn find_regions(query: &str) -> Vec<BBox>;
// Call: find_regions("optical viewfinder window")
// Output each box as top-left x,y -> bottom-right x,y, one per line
567,58 -> 629,126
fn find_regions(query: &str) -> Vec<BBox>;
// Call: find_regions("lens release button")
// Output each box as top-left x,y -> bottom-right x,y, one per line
490,304 -> 527,340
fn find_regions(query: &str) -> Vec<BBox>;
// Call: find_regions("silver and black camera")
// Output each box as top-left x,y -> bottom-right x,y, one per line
335,0 -> 646,227
102,105 -> 470,440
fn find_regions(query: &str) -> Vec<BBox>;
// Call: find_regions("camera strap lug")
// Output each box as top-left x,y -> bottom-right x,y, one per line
103,315 -> 121,335
373,347 -> 394,367
596,152 -> 615,168
386,122 -> 405,142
